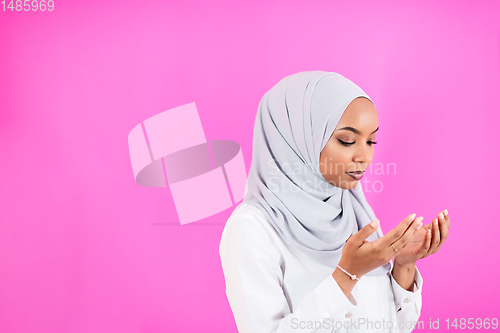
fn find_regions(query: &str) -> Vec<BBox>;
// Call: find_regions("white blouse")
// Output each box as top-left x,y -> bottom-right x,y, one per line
219,203 -> 423,333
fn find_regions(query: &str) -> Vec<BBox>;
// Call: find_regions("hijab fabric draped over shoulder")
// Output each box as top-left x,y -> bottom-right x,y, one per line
241,70 -> 390,276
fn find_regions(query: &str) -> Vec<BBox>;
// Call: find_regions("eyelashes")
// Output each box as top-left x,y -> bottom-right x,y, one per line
337,139 -> 354,146
337,139 -> 378,147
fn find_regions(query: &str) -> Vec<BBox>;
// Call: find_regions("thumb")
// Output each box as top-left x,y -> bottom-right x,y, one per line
351,219 -> 379,246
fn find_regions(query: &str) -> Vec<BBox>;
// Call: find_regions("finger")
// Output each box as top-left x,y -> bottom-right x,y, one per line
350,219 -> 380,247
443,209 -> 449,230
375,213 -> 417,247
423,227 -> 432,254
414,226 -> 431,255
438,211 -> 449,245
390,216 -> 424,254
430,218 -> 441,252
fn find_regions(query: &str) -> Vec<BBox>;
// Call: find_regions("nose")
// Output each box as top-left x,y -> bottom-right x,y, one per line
353,143 -> 372,164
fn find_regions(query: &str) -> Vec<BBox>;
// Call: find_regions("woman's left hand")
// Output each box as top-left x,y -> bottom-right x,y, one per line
393,209 -> 450,267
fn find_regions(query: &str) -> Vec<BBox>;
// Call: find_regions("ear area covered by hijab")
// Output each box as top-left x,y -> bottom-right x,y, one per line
241,71 -> 390,276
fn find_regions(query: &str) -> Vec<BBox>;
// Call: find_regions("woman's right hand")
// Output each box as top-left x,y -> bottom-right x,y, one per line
332,214 -> 423,295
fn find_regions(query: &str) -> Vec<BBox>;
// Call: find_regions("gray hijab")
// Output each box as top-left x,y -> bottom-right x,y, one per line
241,71 -> 390,276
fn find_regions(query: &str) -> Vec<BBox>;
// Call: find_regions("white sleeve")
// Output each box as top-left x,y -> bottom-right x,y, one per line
389,262 -> 424,333
219,213 -> 359,333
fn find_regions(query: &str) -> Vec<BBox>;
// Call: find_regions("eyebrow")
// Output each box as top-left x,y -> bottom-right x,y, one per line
336,126 -> 379,135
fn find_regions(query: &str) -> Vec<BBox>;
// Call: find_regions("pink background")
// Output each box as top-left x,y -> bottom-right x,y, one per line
1,1 -> 499,332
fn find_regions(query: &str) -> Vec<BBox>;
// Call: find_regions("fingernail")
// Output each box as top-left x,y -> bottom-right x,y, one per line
434,219 -> 438,226
439,212 -> 444,219
444,209 -> 448,216
415,217 -> 423,224
428,229 -> 431,235
370,220 -> 379,228
416,222 -> 423,230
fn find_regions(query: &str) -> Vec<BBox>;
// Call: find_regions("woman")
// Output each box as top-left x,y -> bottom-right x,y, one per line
219,71 -> 449,333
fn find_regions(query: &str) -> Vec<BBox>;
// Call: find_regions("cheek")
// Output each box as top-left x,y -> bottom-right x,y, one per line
320,147 -> 349,176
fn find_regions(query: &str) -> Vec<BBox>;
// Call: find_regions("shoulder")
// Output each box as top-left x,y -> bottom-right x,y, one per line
222,202 -> 278,241
219,202 -> 283,259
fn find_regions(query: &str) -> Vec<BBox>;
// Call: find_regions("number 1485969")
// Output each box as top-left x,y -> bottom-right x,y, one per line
445,318 -> 498,330
1,0 -> 55,11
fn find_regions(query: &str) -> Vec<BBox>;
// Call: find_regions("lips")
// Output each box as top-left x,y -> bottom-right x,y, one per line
346,170 -> 364,181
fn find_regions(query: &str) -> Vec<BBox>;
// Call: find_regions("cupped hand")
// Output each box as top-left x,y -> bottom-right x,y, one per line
394,209 -> 450,267
338,213 -> 423,279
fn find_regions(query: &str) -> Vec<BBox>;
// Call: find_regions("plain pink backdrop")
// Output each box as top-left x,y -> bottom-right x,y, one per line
1,1 -> 499,332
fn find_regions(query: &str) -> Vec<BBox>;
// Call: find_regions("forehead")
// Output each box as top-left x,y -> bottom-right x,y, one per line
337,97 -> 378,129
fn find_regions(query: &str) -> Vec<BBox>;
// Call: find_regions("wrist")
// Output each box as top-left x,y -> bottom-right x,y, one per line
332,267 -> 358,297
337,258 -> 364,279
391,261 -> 416,292
393,258 -> 416,271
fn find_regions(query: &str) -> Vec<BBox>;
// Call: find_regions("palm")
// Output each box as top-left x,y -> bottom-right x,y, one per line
394,224 -> 431,264
393,210 -> 450,267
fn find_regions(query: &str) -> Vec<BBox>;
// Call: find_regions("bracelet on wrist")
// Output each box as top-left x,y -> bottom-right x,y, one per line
337,264 -> 360,281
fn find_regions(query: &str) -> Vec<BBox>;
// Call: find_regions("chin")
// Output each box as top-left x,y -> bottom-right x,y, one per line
325,177 -> 358,190
339,179 -> 358,190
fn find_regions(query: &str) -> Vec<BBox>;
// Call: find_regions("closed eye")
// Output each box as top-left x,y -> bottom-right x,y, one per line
337,139 -> 354,146
337,139 -> 378,146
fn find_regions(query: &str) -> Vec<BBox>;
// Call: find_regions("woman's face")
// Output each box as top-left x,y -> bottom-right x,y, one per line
319,97 -> 379,190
